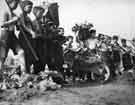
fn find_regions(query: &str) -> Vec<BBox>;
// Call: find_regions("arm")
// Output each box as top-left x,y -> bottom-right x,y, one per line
127,46 -> 132,53
1,12 -> 9,28
2,14 -> 19,28
130,44 -> 135,54
22,23 -> 35,36
19,15 -> 35,37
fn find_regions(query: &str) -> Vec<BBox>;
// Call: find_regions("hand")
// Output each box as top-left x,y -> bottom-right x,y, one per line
30,31 -> 36,38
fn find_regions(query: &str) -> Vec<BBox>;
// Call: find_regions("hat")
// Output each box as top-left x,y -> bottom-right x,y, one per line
113,35 -> 118,40
98,33 -> 104,37
107,36 -> 112,40
46,20 -> 54,25
33,6 -> 45,15
6,0 -> 19,4
20,0 -> 33,9
121,38 -> 126,42
132,38 -> 135,42
90,29 -> 96,34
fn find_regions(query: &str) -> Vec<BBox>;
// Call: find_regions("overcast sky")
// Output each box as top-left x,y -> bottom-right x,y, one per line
0,0 -> 135,39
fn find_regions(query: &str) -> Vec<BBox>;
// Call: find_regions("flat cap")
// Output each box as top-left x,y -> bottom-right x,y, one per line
20,0 -> 33,9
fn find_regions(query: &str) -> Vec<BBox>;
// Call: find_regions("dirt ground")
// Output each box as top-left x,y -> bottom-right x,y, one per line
0,72 -> 135,105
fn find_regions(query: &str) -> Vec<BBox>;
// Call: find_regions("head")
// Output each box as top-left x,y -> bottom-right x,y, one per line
33,6 -> 45,19
21,0 -> 33,14
108,37 -> 112,43
67,36 -> 73,44
132,38 -> 135,43
72,24 -> 80,33
58,27 -> 64,35
113,35 -> 119,43
90,29 -> 96,38
121,39 -> 127,46
46,21 -> 56,31
87,23 -> 93,30
98,34 -> 104,40
106,36 -> 112,44
72,26 -> 77,32
6,0 -> 19,10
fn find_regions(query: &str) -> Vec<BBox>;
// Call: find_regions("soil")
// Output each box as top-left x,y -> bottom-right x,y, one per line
0,71 -> 135,105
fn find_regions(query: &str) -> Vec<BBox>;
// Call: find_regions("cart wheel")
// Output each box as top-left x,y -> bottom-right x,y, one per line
91,64 -> 111,83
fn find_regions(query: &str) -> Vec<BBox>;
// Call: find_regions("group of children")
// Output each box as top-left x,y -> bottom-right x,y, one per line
64,30 -> 135,76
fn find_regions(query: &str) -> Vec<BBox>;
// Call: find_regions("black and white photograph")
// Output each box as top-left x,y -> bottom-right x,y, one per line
0,0 -> 135,105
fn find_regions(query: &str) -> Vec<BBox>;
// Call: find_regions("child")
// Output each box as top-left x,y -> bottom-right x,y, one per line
111,35 -> 121,76
121,39 -> 133,71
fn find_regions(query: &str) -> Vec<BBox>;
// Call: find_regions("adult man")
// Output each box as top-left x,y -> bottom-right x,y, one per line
18,0 -> 36,74
43,20 -> 65,77
0,0 -> 20,69
2,0 -> 38,74
32,6 -> 47,74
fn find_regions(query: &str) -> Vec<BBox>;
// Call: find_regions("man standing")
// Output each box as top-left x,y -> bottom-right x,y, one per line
18,0 -> 36,74
0,0 -> 20,69
32,6 -> 47,74
2,0 -> 38,74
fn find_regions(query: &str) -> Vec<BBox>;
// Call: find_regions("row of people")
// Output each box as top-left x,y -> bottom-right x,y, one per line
64,30 -> 135,75
97,35 -> 135,75
0,0 -> 64,74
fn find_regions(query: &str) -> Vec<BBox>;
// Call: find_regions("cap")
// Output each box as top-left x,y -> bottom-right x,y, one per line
121,38 -> 126,42
132,37 -> 135,42
90,29 -> 96,34
6,0 -> 19,4
20,0 -> 33,9
113,35 -> 119,40
33,6 -> 45,15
